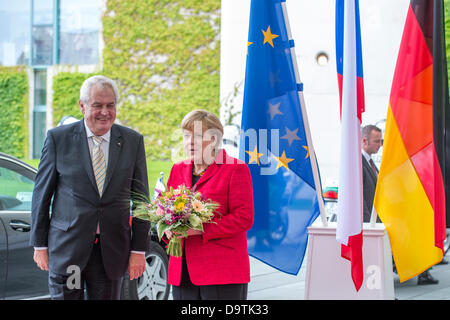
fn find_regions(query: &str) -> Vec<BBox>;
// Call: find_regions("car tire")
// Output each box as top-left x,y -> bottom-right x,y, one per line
121,240 -> 170,300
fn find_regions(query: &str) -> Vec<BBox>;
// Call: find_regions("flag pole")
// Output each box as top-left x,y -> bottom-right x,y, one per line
369,207 -> 377,228
281,1 -> 328,227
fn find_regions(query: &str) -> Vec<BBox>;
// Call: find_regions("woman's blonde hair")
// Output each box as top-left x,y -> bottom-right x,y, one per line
181,109 -> 223,152
181,109 -> 224,135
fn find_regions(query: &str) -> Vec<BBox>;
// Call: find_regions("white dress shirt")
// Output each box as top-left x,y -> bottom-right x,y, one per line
84,122 -> 110,169
362,149 -> 371,164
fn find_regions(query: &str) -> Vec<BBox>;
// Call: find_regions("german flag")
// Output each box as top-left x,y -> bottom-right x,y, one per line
374,0 -> 448,282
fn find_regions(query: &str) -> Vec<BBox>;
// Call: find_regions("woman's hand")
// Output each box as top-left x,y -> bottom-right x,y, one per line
165,229 -> 202,239
186,229 -> 202,237
165,230 -> 174,239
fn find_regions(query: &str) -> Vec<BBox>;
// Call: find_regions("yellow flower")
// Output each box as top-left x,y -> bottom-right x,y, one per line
175,201 -> 185,211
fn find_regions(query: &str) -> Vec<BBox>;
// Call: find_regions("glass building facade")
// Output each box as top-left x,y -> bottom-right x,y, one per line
0,0 -> 101,158
0,0 -> 30,66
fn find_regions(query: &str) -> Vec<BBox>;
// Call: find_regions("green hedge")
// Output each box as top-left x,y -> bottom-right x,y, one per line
0,67 -> 28,158
51,1 -> 221,161
102,0 -> 221,161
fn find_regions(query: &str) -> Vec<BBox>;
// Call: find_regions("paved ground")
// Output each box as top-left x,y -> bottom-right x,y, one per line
166,247 -> 450,300
247,254 -> 450,300
247,256 -> 306,300
393,259 -> 450,300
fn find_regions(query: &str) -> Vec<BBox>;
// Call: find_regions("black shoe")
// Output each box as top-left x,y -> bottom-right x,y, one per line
438,258 -> 449,265
417,270 -> 439,285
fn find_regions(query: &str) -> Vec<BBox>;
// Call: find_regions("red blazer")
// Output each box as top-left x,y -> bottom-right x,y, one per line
166,149 -> 254,286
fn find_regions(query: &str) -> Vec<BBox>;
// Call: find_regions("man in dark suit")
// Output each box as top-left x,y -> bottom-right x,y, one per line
361,125 -> 382,223
30,75 -> 150,299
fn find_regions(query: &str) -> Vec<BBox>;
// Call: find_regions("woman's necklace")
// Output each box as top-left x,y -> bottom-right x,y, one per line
193,165 -> 208,176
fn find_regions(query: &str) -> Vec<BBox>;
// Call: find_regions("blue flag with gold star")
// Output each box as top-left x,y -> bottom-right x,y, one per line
240,0 -> 321,275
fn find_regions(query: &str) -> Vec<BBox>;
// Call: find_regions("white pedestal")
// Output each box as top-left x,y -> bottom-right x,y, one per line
304,222 -> 394,300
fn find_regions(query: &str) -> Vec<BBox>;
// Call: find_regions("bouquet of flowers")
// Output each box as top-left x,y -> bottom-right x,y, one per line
133,184 -> 219,257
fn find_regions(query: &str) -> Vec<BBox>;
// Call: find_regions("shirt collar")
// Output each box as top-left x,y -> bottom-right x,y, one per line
362,149 -> 371,162
84,121 -> 111,142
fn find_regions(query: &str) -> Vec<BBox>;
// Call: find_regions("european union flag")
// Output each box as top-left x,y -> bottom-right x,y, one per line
240,0 -> 321,275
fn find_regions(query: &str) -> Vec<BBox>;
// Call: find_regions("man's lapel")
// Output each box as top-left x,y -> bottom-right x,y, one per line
103,124 -> 122,194
74,120 -> 98,193
362,154 -> 377,182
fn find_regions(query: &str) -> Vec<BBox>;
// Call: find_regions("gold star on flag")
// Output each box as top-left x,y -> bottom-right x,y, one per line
275,151 -> 294,170
262,26 -> 279,48
246,146 -> 263,166
247,41 -> 253,54
303,145 -> 310,159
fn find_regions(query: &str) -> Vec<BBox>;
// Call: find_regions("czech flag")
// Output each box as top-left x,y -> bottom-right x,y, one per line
374,0 -> 448,282
335,0 -> 365,291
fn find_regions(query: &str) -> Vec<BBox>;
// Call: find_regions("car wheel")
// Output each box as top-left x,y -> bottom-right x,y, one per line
121,240 -> 170,300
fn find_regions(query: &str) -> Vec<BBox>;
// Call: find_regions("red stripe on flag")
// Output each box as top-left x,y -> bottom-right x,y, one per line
337,73 -> 343,119
356,76 -> 365,121
341,232 -> 363,291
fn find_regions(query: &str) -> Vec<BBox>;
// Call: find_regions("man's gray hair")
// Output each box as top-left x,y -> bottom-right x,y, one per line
361,124 -> 381,139
79,75 -> 120,104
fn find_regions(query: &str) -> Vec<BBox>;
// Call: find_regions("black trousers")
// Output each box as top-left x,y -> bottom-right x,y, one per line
48,238 -> 123,300
172,282 -> 248,300
172,248 -> 248,300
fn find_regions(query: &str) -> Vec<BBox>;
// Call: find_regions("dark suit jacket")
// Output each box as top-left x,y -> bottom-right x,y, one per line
362,154 -> 379,223
30,120 -> 150,280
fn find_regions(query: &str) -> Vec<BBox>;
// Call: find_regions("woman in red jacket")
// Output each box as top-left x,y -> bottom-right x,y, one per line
165,109 -> 254,300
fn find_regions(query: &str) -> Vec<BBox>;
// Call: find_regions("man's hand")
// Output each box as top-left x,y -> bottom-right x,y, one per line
128,252 -> 146,280
33,249 -> 49,271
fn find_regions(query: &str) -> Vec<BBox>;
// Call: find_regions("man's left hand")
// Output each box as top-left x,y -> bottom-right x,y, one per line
128,252 -> 146,280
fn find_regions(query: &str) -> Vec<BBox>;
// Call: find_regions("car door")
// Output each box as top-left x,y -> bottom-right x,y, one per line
0,217 -> 6,299
0,158 -> 49,299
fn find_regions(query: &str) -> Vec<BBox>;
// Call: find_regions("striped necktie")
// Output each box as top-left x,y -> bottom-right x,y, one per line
92,136 -> 106,196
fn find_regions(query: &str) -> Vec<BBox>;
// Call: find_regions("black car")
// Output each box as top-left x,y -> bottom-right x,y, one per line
0,152 -> 170,300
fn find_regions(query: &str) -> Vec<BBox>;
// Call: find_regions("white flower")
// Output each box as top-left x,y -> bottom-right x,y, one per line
188,214 -> 202,228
